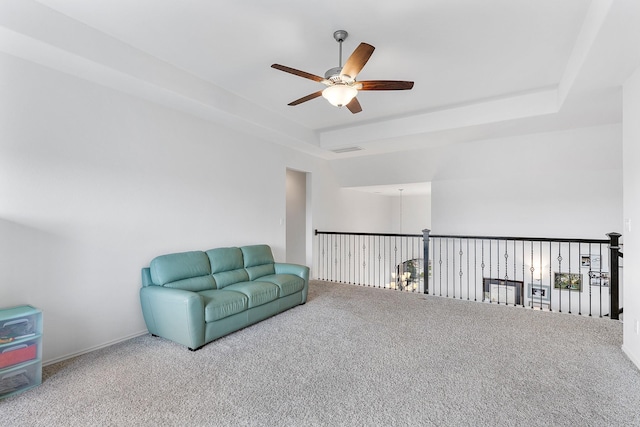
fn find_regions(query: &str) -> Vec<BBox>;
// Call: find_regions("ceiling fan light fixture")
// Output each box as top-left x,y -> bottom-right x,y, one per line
322,84 -> 357,107
271,29 -> 413,114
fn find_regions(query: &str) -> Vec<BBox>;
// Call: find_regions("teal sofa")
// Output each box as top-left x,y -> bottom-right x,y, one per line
140,244 -> 309,350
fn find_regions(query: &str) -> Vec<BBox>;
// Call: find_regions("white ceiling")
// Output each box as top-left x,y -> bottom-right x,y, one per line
2,0 -> 640,159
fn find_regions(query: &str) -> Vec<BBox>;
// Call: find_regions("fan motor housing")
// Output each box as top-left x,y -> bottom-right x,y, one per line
324,67 -> 343,82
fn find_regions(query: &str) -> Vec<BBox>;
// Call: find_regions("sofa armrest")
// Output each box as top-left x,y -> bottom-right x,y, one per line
139,286 -> 205,350
141,267 -> 153,287
275,263 -> 310,302
275,262 -> 309,280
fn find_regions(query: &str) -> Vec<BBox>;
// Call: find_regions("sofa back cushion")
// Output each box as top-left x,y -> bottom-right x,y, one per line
241,245 -> 275,280
149,251 -> 215,292
206,247 -> 249,288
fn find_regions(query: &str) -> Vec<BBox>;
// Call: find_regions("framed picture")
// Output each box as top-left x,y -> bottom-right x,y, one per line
528,283 -> 550,302
580,255 -> 601,270
589,271 -> 610,287
554,272 -> 582,291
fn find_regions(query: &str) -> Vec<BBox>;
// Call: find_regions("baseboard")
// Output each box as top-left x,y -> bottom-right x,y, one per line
43,330 -> 149,367
621,344 -> 640,371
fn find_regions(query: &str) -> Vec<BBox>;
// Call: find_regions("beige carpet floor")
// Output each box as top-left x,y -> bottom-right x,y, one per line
2,280 -> 639,426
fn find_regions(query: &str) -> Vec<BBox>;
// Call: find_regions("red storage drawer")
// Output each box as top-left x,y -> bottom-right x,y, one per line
0,344 -> 37,369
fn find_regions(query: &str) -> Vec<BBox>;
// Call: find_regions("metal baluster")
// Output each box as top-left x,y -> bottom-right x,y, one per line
538,240 -> 544,309
597,242 -> 602,317
318,233 -> 322,280
366,236 -> 370,287
326,233 -> 329,280
446,239 -> 450,297
459,239 -> 464,299
338,234 -> 342,283
342,234 -> 344,283
530,241 -> 535,309
587,244 -> 592,317
438,239 -> 443,297
481,240 -> 485,302
406,235 -> 410,292
320,232 -> 324,280
596,242 -> 601,318
336,235 -> 340,282
376,236 -> 382,288
324,233 -> 328,281
394,236 -> 398,291
548,242 -> 552,312
522,242 -> 533,306
496,240 -> 500,304
328,234 -> 332,282
467,239 -> 470,301
356,235 -> 360,285
578,242 -> 582,316
512,240 -> 517,307
383,236 -> 387,289
473,239 -> 477,302
329,234 -> 332,282
375,235 -> 379,288
336,234 -> 340,282
504,240 -> 509,305
347,234 -> 351,284
557,243 -> 562,313
378,235 -> 383,289
451,239 -> 455,298
568,243 -> 572,314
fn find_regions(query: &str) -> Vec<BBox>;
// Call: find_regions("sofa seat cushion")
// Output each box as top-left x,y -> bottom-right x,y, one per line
224,281 -> 279,308
255,274 -> 305,297
199,289 -> 248,322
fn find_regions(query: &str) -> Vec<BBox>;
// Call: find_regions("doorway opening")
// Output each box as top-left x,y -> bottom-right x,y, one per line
286,169 -> 309,265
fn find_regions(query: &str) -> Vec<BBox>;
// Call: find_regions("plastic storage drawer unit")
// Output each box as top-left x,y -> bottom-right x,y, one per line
0,360 -> 41,396
0,305 -> 42,400
0,341 -> 38,369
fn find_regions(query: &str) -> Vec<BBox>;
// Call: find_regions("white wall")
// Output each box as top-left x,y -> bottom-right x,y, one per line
390,194 -> 431,235
319,189 -> 393,233
331,125 -> 622,239
431,125 -> 622,238
622,65 -> 640,367
0,53 -> 386,363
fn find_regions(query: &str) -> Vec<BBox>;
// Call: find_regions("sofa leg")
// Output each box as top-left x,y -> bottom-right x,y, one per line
151,334 -> 158,337
188,346 -> 201,352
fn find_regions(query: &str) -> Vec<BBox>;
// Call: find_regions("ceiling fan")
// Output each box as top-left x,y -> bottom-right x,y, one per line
271,30 -> 414,114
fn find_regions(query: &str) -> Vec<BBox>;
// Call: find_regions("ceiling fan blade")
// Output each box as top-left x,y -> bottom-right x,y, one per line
271,64 -> 326,83
346,97 -> 362,114
341,43 -> 375,79
357,80 -> 414,91
288,90 -> 324,106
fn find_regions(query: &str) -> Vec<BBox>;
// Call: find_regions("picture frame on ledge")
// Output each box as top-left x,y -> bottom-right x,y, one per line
589,271 -> 610,287
554,272 -> 582,291
528,283 -> 551,302
580,255 -> 601,270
